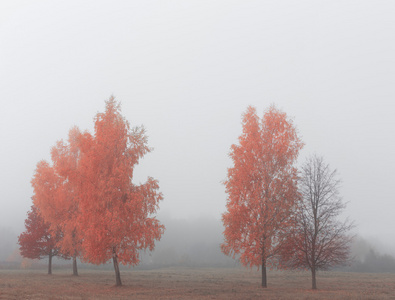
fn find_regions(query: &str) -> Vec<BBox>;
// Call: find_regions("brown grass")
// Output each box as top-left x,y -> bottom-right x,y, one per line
1,267 -> 395,299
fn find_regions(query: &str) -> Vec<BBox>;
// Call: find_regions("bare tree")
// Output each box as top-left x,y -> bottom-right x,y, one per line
280,155 -> 354,289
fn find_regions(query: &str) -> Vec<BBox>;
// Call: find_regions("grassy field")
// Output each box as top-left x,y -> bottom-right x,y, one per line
1,267 -> 395,299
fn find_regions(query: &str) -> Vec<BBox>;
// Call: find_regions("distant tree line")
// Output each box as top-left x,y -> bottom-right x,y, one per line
0,226 -> 17,261
351,250 -> 395,273
137,216 -> 236,269
340,237 -> 395,273
10,222 -> 395,273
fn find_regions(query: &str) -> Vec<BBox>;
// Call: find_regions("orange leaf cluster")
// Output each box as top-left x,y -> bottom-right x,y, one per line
18,205 -> 67,261
222,105 -> 303,270
76,99 -> 164,267
26,97 -> 164,275
29,126 -> 83,272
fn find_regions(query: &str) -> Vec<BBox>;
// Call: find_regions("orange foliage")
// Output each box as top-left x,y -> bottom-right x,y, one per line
77,97 -> 164,267
49,127 -> 83,259
29,96 -> 163,284
31,135 -> 82,258
31,127 -> 83,275
18,205 -> 67,260
222,105 -> 303,284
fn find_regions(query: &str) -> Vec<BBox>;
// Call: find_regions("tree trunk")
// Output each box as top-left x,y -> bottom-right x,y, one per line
262,255 -> 267,288
112,248 -> 122,286
72,231 -> 78,276
261,260 -> 267,288
72,254 -> 78,276
261,240 -> 267,288
48,250 -> 53,275
311,267 -> 317,290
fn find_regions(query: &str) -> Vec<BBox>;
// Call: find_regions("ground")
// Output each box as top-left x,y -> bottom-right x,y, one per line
0,267 -> 395,299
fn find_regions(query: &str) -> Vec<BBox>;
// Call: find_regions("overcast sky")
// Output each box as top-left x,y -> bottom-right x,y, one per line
1,1 -> 394,251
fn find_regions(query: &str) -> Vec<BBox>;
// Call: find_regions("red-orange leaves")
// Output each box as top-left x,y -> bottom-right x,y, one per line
18,205 -> 68,274
77,97 -> 164,285
31,160 -> 62,226
31,126 -> 83,275
18,205 -> 58,259
222,105 -> 303,287
27,96 -> 163,284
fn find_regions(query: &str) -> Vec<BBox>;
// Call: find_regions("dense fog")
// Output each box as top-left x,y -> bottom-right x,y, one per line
1,0 -> 395,274
2,216 -> 395,274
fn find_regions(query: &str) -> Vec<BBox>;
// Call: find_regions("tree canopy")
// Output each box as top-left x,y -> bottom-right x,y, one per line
279,155 -> 353,289
222,105 -> 303,287
18,205 -> 68,274
76,98 -> 164,285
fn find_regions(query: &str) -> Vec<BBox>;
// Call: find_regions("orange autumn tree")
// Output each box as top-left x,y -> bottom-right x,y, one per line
31,133 -> 82,276
222,105 -> 303,288
78,97 -> 164,286
47,127 -> 83,276
18,205 -> 68,274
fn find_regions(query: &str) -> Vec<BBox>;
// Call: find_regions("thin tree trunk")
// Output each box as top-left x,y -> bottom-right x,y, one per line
261,238 -> 267,288
48,250 -> 53,275
72,254 -> 78,276
311,267 -> 317,290
72,231 -> 78,276
112,248 -> 122,286
261,260 -> 267,288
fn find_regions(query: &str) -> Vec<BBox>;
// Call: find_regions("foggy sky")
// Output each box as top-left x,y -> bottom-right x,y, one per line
1,1 -> 395,252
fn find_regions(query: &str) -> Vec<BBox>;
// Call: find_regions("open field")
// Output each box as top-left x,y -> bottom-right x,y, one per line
1,267 -> 395,299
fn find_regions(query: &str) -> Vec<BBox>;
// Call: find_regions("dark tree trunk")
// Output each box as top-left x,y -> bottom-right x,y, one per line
311,267 -> 317,290
48,250 -> 53,275
72,231 -> 78,276
112,248 -> 122,286
261,260 -> 267,288
261,240 -> 267,288
73,254 -> 78,276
